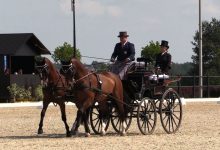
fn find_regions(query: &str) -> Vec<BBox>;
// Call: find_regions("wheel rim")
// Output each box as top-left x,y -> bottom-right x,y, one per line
159,89 -> 182,134
90,105 -> 110,134
111,107 -> 132,133
137,98 -> 157,135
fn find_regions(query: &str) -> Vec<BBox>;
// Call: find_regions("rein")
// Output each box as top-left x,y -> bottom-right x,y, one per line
73,72 -> 96,84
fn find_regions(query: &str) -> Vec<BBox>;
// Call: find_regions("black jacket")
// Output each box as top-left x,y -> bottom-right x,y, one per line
155,52 -> 171,74
111,42 -> 135,61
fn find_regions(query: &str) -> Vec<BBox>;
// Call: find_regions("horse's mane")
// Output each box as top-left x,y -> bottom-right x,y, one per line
44,57 -> 62,78
44,58 -> 57,70
71,58 -> 89,75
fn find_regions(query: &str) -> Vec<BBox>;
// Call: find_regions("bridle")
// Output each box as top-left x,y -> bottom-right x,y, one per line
35,63 -> 49,87
60,63 -> 76,86
61,63 -> 96,89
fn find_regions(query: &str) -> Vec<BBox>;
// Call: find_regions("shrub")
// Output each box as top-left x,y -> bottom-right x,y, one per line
34,85 -> 43,101
7,84 -> 19,102
7,84 -> 32,102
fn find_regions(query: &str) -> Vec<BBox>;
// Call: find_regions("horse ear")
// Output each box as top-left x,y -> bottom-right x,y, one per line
35,56 -> 45,65
43,57 -> 46,63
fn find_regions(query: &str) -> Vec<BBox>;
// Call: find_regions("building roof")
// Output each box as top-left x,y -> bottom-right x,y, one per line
0,33 -> 51,55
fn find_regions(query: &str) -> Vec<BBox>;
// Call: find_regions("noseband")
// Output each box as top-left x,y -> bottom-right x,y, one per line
61,63 -> 96,89
60,64 -> 75,75
36,63 -> 49,87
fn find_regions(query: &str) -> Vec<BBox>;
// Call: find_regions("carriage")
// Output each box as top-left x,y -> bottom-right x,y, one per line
35,57 -> 182,137
89,57 -> 183,135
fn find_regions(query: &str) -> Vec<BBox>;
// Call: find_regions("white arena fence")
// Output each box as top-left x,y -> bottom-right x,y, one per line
0,98 -> 219,108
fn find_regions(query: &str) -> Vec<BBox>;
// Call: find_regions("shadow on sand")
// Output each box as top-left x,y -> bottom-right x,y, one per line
0,131 -> 163,140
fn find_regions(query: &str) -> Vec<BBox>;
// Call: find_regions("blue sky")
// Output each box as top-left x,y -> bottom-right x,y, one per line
0,0 -> 220,63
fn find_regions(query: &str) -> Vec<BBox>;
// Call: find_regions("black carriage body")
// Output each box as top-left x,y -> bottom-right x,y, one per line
124,68 -> 166,101
90,58 -> 183,135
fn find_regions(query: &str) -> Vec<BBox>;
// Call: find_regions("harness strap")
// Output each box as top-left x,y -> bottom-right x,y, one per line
76,82 -> 132,108
94,73 -> 102,93
74,72 -> 96,84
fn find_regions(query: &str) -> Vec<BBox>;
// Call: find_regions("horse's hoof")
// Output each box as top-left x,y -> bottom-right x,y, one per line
85,133 -> 91,137
100,131 -> 106,136
120,132 -> 126,136
71,130 -> 79,136
66,132 -> 72,137
38,129 -> 43,134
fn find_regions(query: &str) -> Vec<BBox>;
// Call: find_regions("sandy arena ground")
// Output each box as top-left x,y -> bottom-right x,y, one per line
0,102 -> 220,150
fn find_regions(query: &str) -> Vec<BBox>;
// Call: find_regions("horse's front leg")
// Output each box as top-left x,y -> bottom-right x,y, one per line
71,110 -> 82,136
38,100 -> 49,134
59,102 -> 71,137
82,109 -> 91,137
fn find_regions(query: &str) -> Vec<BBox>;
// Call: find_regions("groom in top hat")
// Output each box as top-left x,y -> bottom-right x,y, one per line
110,31 -> 135,80
155,40 -> 172,74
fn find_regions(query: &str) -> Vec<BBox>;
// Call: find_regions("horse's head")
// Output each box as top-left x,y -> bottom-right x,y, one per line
60,59 -> 76,87
35,57 -> 50,87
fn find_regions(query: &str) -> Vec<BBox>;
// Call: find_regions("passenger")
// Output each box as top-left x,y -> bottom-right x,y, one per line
110,31 -> 135,80
155,40 -> 172,74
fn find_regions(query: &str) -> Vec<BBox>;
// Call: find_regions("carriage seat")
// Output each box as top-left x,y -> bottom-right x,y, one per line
148,74 -> 170,85
126,57 -> 149,74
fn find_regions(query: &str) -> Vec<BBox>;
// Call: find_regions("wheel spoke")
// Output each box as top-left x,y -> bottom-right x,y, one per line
173,113 -> 180,120
173,102 -> 179,110
146,121 -> 150,132
162,103 -> 167,109
94,119 -> 100,128
141,120 -> 145,128
171,115 -> 174,132
115,118 -> 120,127
141,106 -> 145,113
165,115 -> 169,128
168,115 -> 171,132
98,121 -> 101,132
148,119 -> 153,128
144,120 -> 147,133
119,121 -> 121,132
92,117 -> 99,122
171,114 -> 178,127
162,114 -> 168,121
112,115 -> 117,120
92,112 -> 99,115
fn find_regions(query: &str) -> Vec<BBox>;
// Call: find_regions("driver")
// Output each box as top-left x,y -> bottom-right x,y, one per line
155,40 -> 172,74
110,31 -> 135,80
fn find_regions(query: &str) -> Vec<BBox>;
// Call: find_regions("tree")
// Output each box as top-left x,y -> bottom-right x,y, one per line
191,18 -> 220,76
141,41 -> 160,70
52,42 -> 81,64
91,61 -> 108,72
141,41 -> 160,63
171,62 -> 193,76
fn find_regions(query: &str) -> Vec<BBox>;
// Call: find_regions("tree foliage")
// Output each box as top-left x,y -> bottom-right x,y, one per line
191,18 -> 220,76
91,61 -> 108,72
52,42 -> 81,63
141,41 -> 160,64
170,62 -> 193,76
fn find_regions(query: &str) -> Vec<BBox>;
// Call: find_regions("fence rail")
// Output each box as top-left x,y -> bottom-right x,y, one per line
170,75 -> 220,98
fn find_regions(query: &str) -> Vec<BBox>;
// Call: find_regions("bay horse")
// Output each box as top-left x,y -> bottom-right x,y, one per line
60,58 -> 127,136
35,57 -> 73,137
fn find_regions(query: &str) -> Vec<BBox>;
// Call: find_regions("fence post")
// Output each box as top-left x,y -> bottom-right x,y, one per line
193,74 -> 195,98
177,80 -> 180,96
207,75 -> 210,97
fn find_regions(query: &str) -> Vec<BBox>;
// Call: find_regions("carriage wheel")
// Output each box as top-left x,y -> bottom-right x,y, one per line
137,98 -> 157,135
90,104 -> 110,134
111,106 -> 132,133
159,88 -> 183,134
